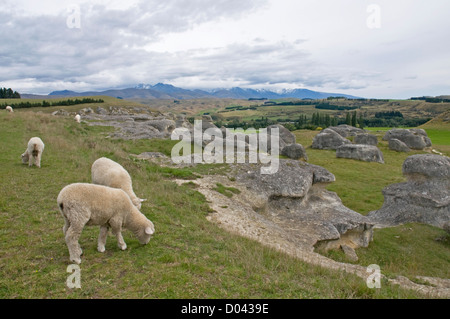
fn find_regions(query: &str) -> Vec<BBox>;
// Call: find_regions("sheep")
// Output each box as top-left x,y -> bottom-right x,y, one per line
74,114 -> 81,123
91,157 -> 146,209
57,183 -> 155,264
6,106 -> 13,112
21,137 -> 45,168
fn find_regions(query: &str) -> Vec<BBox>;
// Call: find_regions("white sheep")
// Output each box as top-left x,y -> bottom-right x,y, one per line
74,114 -> 81,123
57,183 -> 155,264
21,137 -> 45,168
91,157 -> 146,209
6,106 -> 13,112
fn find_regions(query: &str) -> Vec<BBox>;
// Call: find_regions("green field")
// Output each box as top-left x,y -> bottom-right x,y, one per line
0,108 -> 448,299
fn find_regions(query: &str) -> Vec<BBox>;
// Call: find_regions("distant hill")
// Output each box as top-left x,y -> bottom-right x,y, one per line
45,83 -> 362,100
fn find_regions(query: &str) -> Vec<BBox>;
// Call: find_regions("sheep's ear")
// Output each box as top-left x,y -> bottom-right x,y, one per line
145,226 -> 154,235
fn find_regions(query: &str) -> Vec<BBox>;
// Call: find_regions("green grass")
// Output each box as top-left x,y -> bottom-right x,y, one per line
0,111 -> 446,299
213,183 -> 241,198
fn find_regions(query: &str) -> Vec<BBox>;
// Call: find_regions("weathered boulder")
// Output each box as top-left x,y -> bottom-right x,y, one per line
312,128 -> 352,150
329,125 -> 366,138
336,144 -> 384,163
389,138 -> 411,152
267,124 -> 296,145
281,143 -> 308,161
230,160 -> 374,252
354,133 -> 378,146
368,154 -> 450,228
382,128 -> 432,150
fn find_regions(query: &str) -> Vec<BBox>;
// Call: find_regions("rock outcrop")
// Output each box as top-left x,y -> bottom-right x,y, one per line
389,138 -> 411,152
354,133 -> 378,146
227,159 -> 374,253
312,128 -> 352,150
368,154 -> 450,228
382,128 -> 432,150
336,144 -> 385,164
281,143 -> 308,161
329,125 -> 365,138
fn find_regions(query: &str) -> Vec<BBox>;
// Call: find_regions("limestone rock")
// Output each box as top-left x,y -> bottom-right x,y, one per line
382,128 -> 432,150
281,143 -> 308,161
403,154 -> 450,181
354,133 -> 378,146
368,154 -> 450,228
389,138 -> 411,152
231,159 -> 374,252
312,128 -> 352,150
329,124 -> 365,137
336,144 -> 384,164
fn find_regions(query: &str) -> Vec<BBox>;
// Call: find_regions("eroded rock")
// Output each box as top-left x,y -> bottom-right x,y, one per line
368,154 -> 450,228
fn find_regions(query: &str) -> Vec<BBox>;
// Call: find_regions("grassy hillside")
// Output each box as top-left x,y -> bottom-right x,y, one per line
0,109 -> 447,299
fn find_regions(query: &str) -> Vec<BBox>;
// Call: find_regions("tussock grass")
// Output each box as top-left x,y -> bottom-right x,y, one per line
0,110 -> 445,299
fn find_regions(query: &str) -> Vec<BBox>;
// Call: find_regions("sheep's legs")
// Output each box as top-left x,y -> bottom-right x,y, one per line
111,224 -> 127,251
65,225 -> 84,264
35,154 -> 41,168
97,225 -> 108,253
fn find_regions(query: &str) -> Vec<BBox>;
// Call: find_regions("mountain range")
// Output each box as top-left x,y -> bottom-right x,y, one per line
41,83 -> 361,100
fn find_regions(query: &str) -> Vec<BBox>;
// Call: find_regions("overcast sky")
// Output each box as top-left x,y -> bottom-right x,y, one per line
1,0 -> 449,98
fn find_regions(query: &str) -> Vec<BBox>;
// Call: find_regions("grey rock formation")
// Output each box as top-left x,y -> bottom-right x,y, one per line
267,124 -> 296,145
389,138 -> 411,152
368,154 -> 450,228
312,128 -> 352,150
336,144 -> 384,164
231,159 -> 374,252
329,124 -> 365,138
382,128 -> 432,150
281,143 -> 308,161
354,133 -> 378,146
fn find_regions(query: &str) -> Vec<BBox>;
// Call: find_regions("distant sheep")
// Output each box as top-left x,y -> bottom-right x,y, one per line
21,137 -> 45,168
91,157 -> 146,209
74,114 -> 81,123
57,183 -> 155,264
6,106 -> 13,112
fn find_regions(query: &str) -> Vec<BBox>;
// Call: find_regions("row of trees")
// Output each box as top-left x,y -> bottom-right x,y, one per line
0,98 -> 104,109
0,87 -> 21,99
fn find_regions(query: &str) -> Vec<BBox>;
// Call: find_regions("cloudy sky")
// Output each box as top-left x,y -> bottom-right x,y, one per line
1,0 -> 449,98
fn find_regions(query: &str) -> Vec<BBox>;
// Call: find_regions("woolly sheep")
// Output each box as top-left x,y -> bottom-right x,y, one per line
6,106 -> 13,112
74,114 -> 81,123
21,137 -> 45,168
91,157 -> 146,209
57,183 -> 155,264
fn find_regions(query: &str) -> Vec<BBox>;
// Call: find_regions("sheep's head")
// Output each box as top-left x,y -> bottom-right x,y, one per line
137,219 -> 155,245
21,152 -> 29,164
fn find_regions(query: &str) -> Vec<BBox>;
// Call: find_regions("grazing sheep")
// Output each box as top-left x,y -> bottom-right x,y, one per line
6,106 -> 13,112
91,157 -> 146,209
57,183 -> 155,264
74,114 -> 81,123
21,137 -> 45,168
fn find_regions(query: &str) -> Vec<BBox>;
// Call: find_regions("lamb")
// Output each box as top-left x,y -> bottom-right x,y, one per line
91,157 -> 146,209
57,183 -> 155,264
6,106 -> 13,112
21,137 -> 45,168
74,114 -> 81,123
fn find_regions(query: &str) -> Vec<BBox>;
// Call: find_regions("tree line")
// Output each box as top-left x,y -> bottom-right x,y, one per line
0,98 -> 104,109
0,87 -> 21,99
